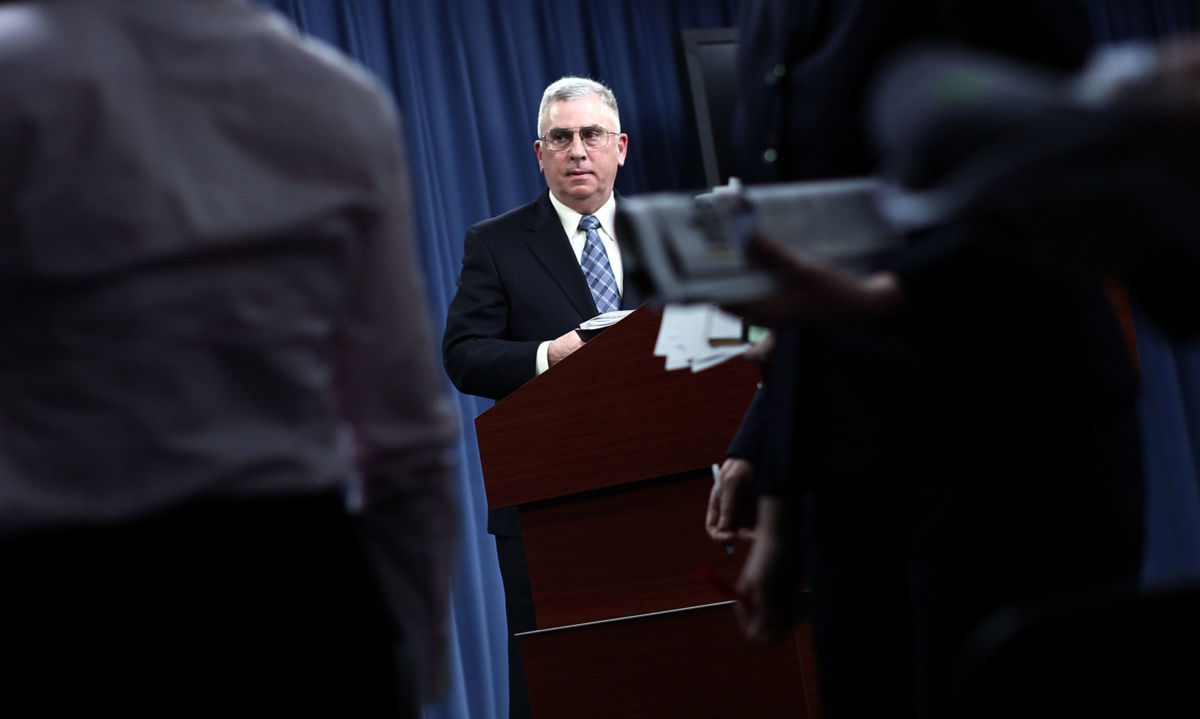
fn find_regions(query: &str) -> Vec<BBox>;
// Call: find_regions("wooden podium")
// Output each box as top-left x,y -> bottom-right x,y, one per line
475,306 -> 819,718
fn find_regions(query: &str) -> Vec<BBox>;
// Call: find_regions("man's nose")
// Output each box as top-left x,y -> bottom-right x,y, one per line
567,132 -> 588,158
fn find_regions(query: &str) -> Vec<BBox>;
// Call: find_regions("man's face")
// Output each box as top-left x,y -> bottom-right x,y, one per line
535,94 -> 628,215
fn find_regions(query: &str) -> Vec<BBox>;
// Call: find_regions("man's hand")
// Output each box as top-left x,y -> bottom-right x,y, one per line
724,232 -> 904,328
547,328 -> 585,367
735,497 -> 806,644
741,330 -> 775,363
705,457 -> 758,543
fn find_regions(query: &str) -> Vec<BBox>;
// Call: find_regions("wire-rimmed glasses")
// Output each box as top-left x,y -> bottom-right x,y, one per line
538,125 -> 618,152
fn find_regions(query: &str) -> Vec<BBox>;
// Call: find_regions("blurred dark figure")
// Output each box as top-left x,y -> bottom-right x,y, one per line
0,1 -> 456,716
871,35 -> 1200,335
726,2 -> 1148,719
872,32 -> 1200,719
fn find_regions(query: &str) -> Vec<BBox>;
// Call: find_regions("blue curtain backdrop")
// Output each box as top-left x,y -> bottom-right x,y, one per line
247,1 -> 1200,717
251,2 -> 738,717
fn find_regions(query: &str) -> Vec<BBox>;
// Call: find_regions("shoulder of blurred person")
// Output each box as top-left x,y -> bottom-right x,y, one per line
732,0 -> 944,184
0,0 -> 406,284
731,0 -> 1091,186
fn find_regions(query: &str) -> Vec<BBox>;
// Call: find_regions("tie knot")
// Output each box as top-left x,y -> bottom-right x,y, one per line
579,214 -> 600,232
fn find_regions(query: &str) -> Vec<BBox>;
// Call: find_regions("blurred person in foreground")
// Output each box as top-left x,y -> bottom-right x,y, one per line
0,1 -> 456,716
721,2 -> 1168,718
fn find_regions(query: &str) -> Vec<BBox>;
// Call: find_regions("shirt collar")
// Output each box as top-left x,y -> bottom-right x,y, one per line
547,191 -> 618,238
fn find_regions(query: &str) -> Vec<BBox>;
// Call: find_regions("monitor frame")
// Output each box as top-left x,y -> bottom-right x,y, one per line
676,27 -> 739,189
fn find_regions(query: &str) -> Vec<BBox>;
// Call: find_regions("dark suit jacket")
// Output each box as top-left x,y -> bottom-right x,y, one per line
443,190 -> 643,402
444,190 -> 643,539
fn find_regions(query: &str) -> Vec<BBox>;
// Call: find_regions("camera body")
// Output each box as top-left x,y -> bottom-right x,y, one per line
616,177 -> 901,305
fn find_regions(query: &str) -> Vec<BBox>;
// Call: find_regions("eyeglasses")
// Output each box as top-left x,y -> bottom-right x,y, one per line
538,125 -> 619,152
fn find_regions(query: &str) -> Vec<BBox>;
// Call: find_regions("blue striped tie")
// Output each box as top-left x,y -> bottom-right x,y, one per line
578,214 -> 620,314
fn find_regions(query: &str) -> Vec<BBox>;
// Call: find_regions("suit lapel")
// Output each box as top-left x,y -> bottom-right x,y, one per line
524,192 -> 598,319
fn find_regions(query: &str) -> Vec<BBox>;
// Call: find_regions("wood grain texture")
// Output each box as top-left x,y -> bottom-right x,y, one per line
522,471 -> 746,628
521,604 -> 817,719
475,305 -> 760,509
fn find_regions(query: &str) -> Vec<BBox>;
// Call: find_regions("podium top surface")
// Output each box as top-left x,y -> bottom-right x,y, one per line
475,306 -> 759,508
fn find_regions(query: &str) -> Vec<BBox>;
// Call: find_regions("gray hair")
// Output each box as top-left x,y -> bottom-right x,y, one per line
536,76 -> 621,137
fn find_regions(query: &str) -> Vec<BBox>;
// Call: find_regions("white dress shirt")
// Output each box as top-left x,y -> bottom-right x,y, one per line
534,191 -> 624,374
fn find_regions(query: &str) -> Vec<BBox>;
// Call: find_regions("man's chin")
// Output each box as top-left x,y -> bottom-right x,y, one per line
552,183 -> 608,212
565,178 -> 596,192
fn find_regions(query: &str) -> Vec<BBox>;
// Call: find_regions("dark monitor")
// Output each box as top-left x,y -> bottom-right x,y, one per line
676,27 -> 739,189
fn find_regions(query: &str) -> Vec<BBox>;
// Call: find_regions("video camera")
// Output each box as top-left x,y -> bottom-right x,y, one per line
617,41 -> 1200,314
615,177 -> 898,306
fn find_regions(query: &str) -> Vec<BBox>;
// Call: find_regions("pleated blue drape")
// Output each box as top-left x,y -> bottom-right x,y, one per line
251,2 -> 737,717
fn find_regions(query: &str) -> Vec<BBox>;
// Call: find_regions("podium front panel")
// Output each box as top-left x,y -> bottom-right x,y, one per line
521,470 -> 744,628
521,603 -> 818,719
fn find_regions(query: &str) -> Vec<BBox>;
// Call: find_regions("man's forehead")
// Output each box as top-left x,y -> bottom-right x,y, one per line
543,95 -> 618,129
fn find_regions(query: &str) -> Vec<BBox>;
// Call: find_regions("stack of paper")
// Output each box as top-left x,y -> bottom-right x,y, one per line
653,304 -> 751,372
578,309 -> 634,331
577,309 -> 633,340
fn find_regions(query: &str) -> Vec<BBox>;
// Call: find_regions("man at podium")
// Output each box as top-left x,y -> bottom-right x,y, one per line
442,75 -> 644,719
443,75 -> 644,400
